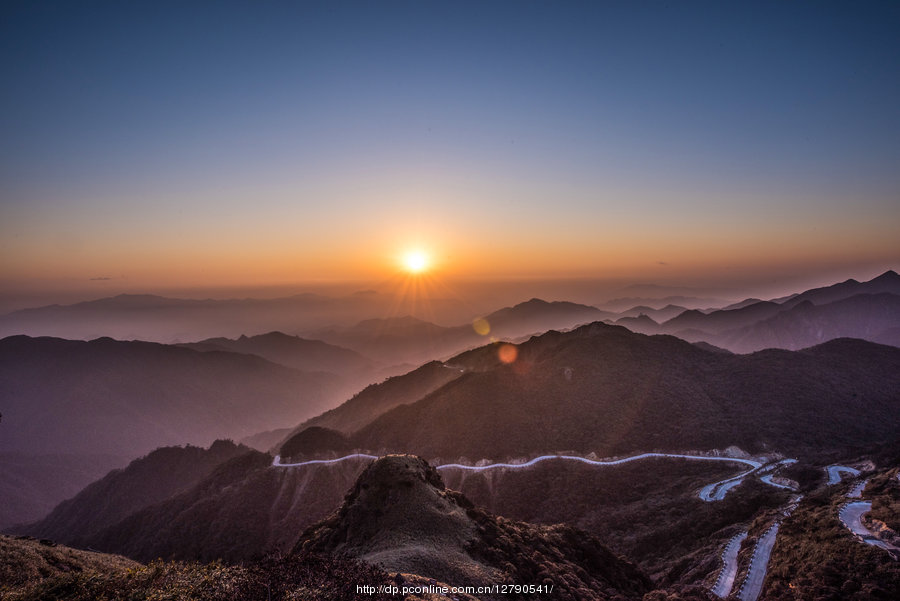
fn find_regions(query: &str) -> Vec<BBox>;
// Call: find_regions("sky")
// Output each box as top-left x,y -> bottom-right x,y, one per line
1,0 -> 898,307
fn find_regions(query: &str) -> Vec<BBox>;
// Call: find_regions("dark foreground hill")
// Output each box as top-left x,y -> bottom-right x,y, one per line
20,446 -> 777,588
348,324 -> 900,462
297,455 -> 652,600
0,534 -> 139,592
0,535 -> 397,601
16,455 -> 655,600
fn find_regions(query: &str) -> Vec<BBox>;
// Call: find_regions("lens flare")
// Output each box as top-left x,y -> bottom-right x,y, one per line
472,318 -> 491,336
498,343 -> 518,364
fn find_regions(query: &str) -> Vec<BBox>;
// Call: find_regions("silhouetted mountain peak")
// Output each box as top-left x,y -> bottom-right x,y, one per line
872,269 -> 900,282
111,293 -> 168,301
483,298 -> 608,332
255,331 -> 293,340
522,297 -> 550,306
280,426 -> 351,459
804,336 -> 897,355
357,454 -> 444,490
297,455 -> 470,565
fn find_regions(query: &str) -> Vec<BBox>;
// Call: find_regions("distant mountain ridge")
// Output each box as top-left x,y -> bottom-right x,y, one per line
778,269 -> 900,306
179,331 -> 373,375
177,331 -> 383,399
0,291 -> 473,343
614,271 -> 900,353
308,298 -> 611,364
0,335 -> 342,457
715,293 -> 900,352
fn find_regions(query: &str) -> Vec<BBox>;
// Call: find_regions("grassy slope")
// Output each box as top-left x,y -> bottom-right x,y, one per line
0,535 -> 138,592
0,539 -> 395,601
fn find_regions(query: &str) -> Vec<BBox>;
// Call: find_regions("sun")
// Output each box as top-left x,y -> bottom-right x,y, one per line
403,250 -> 430,274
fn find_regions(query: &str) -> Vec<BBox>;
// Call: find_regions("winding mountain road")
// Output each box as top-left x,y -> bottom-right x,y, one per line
700,476 -> 751,502
759,474 -> 795,490
273,451 -> 795,502
737,523 -> 780,601
831,470 -> 900,555
759,460 -> 799,491
272,450 -> 814,595
699,457 -> 800,501
826,465 -> 860,484
839,501 -> 900,555
435,452 -> 760,472
273,453 -> 377,467
846,478 -> 869,498
711,532 -> 747,598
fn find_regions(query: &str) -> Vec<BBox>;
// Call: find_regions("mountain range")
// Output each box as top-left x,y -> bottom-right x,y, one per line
306,298 -> 613,365
178,331 -> 374,376
0,291 -> 473,343
4,269 -> 900,599
20,319 -> 900,566
647,271 -> 900,352
3,271 -> 898,365
7,456 -> 659,601
176,331 -> 402,401
342,326 -> 900,462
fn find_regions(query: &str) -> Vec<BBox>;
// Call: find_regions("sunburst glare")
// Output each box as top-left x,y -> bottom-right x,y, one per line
403,250 -> 430,274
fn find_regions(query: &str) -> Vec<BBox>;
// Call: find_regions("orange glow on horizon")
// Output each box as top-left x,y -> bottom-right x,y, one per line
2,207 -> 898,295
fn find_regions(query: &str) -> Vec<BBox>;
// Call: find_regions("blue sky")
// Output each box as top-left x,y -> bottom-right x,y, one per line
1,1 -> 898,298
